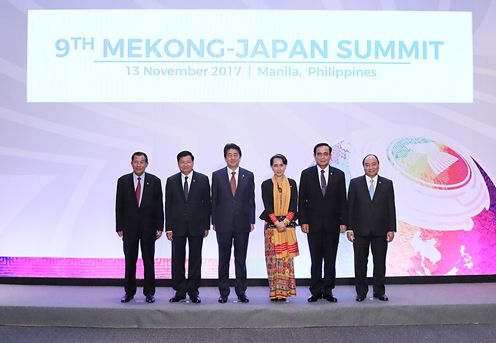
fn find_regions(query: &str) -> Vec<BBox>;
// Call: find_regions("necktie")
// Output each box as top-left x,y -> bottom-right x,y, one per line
184,176 -> 189,200
230,171 -> 237,196
136,177 -> 141,206
369,178 -> 375,199
320,169 -> 327,196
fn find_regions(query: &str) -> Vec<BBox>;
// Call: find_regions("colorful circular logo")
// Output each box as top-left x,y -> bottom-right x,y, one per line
387,136 -> 471,190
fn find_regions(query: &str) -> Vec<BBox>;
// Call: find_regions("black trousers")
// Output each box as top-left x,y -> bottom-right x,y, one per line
171,234 -> 204,297
216,230 -> 250,298
353,234 -> 388,297
123,230 -> 156,296
307,231 -> 340,297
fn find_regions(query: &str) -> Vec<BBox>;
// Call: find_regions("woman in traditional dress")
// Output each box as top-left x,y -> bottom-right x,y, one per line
260,154 -> 299,302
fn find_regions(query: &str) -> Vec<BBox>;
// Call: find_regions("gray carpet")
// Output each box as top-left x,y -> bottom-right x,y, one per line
1,284 -> 496,328
1,324 -> 496,343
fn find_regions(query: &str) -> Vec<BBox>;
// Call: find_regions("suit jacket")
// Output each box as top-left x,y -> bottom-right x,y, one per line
115,172 -> 164,235
348,175 -> 396,237
165,171 -> 211,236
298,166 -> 347,233
259,178 -> 298,221
211,167 -> 255,232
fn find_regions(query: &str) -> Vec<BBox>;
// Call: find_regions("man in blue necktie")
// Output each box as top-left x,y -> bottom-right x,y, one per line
347,154 -> 397,302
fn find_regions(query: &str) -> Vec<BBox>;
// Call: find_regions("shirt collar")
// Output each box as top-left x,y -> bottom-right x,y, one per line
133,172 -> 145,181
182,171 -> 193,178
366,175 -> 377,183
227,167 -> 240,176
317,165 -> 329,174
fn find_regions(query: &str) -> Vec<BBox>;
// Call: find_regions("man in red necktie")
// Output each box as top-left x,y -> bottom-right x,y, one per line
116,152 -> 164,304
211,143 -> 255,303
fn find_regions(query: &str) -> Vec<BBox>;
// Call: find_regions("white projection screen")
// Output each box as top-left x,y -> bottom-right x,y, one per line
1,0 -> 496,280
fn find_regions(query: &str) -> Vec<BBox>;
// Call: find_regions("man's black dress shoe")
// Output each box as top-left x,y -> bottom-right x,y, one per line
190,296 -> 201,304
237,295 -> 249,303
120,293 -> 134,303
169,295 -> 186,303
307,295 -> 320,302
145,295 -> 155,303
373,294 -> 389,301
356,295 -> 366,302
218,296 -> 228,303
323,293 -> 338,303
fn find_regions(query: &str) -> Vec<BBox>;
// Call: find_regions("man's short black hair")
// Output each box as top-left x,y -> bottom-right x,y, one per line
131,151 -> 148,163
224,143 -> 242,157
313,143 -> 332,155
177,150 -> 194,162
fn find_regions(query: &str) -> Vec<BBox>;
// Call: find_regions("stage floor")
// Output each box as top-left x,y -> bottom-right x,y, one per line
1,283 -> 496,329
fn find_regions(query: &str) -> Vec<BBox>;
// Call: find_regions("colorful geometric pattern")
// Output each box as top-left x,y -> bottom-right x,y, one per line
387,137 -> 471,190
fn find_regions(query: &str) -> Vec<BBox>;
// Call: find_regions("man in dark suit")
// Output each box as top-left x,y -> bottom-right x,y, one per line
212,143 -> 255,303
299,143 -> 347,303
165,151 -> 211,304
347,154 -> 396,302
115,152 -> 164,303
